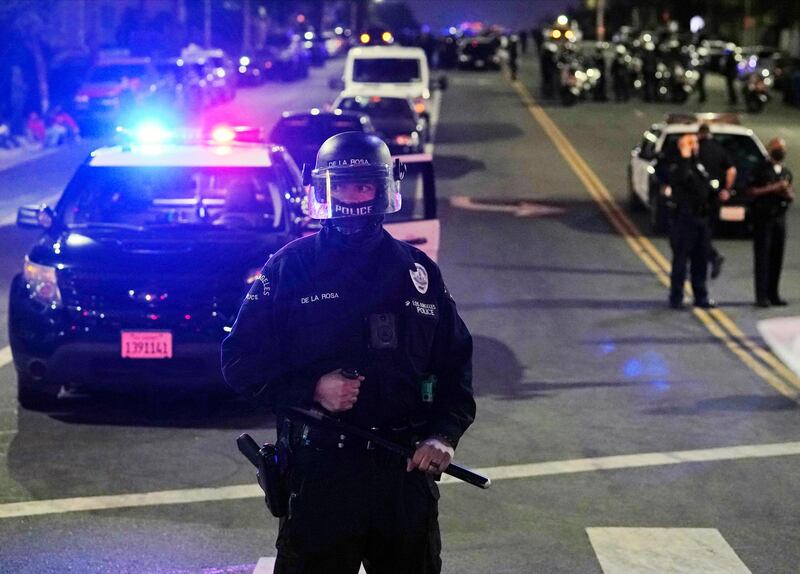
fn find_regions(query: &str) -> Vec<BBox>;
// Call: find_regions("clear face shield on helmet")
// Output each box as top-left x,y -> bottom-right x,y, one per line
306,162 -> 403,220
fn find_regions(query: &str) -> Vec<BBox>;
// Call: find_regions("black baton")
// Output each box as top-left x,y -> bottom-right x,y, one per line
285,406 -> 491,490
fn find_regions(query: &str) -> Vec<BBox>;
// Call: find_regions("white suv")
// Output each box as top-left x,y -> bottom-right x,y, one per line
628,113 -> 768,232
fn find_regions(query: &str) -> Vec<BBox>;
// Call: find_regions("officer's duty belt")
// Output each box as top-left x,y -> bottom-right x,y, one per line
289,422 -> 419,451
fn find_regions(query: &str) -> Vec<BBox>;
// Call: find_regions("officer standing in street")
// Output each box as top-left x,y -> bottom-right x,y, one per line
723,45 -> 740,105
222,132 -> 475,573
611,45 -> 631,102
668,134 -> 717,309
540,42 -> 558,99
697,124 -> 736,278
748,137 -> 794,307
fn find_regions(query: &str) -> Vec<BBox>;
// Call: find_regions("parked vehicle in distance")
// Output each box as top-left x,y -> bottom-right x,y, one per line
268,109 -> 374,168
333,93 -> 426,155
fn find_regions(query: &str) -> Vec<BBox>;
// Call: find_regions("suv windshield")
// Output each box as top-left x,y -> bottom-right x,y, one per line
337,97 -> 414,118
353,58 -> 420,83
88,65 -> 147,83
60,166 -> 285,230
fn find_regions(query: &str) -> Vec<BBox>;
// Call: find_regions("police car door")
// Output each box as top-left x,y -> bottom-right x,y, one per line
384,153 -> 440,262
631,128 -> 660,206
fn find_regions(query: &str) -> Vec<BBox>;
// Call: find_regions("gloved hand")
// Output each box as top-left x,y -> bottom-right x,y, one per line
407,437 -> 455,474
313,369 -> 364,412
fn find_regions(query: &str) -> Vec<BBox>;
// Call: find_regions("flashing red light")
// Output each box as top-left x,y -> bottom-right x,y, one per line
147,314 -> 159,321
296,14 -> 306,23
184,314 -> 192,321
211,126 -> 236,143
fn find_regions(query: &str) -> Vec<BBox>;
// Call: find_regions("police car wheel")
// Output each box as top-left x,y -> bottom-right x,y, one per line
17,373 -> 59,411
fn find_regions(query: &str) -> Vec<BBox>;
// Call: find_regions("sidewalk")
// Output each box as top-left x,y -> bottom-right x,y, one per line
0,141 -> 58,173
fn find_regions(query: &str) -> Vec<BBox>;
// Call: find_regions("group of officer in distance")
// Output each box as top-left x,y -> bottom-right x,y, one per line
667,125 -> 793,310
222,131 -> 474,573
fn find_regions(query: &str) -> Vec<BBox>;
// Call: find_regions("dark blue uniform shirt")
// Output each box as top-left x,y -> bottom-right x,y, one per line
221,226 -> 475,446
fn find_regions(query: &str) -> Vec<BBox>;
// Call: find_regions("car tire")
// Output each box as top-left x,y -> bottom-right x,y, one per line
17,372 -> 59,411
628,166 -> 644,212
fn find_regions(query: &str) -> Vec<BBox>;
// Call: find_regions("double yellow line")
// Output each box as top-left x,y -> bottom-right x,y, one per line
510,80 -> 800,401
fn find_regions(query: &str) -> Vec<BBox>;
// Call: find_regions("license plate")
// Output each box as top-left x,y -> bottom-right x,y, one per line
121,331 -> 173,359
720,206 -> 746,222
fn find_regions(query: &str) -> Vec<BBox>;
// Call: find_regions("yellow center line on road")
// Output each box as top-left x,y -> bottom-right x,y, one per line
509,79 -> 800,401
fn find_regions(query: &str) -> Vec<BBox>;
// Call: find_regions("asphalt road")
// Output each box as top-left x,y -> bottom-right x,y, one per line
0,52 -> 799,573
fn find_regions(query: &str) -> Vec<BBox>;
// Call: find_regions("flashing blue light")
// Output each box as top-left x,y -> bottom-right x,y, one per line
134,122 -> 173,144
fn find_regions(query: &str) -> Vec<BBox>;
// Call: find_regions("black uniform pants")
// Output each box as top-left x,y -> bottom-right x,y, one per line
726,76 -> 738,104
670,211 -> 711,304
753,211 -> 786,301
275,445 -> 441,574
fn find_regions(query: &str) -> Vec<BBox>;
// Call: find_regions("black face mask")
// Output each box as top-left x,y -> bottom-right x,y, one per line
770,149 -> 785,162
325,215 -> 384,244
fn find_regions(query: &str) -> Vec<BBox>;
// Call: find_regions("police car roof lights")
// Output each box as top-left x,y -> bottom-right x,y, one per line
116,122 -> 264,148
664,112 -> 741,126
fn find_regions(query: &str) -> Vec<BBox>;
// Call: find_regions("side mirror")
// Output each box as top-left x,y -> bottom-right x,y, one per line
327,76 -> 345,91
638,148 -> 655,161
17,204 -> 55,230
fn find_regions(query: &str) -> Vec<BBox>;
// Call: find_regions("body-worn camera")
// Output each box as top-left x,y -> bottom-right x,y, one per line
369,313 -> 398,349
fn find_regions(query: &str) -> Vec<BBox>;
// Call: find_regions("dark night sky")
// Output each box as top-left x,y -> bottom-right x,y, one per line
401,0 -> 579,32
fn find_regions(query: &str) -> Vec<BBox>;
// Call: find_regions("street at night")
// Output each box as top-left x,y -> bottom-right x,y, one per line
1,1 -> 800,573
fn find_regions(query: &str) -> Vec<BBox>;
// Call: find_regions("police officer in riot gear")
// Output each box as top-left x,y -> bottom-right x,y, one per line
668,134 -> 717,309
222,132 -> 475,574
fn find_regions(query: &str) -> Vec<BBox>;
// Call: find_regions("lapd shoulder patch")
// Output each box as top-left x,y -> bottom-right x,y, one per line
410,263 -> 429,294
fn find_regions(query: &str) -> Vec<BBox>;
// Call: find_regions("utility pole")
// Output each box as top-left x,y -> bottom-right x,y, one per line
596,0 -> 606,41
243,0 -> 252,53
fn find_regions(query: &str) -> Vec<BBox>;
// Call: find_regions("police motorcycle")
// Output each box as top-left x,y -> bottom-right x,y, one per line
739,55 -> 772,113
667,61 -> 699,103
664,47 -> 700,103
558,44 -> 601,106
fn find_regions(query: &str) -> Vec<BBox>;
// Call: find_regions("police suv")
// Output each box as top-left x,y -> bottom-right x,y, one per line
9,125 -> 307,408
628,113 -> 768,232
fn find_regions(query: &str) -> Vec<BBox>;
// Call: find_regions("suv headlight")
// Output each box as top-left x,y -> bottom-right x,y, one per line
23,257 -> 62,307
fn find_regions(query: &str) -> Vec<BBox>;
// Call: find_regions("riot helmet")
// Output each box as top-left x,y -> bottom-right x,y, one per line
305,132 -> 403,221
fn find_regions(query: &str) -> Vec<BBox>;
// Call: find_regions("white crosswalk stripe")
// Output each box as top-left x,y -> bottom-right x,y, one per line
252,557 -> 365,574
587,528 -> 752,573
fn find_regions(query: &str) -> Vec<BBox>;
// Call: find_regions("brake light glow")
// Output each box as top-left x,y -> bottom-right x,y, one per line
211,126 -> 236,143
414,101 -> 426,114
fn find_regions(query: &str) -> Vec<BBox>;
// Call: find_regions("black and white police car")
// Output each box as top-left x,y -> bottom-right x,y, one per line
628,113 -> 768,232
